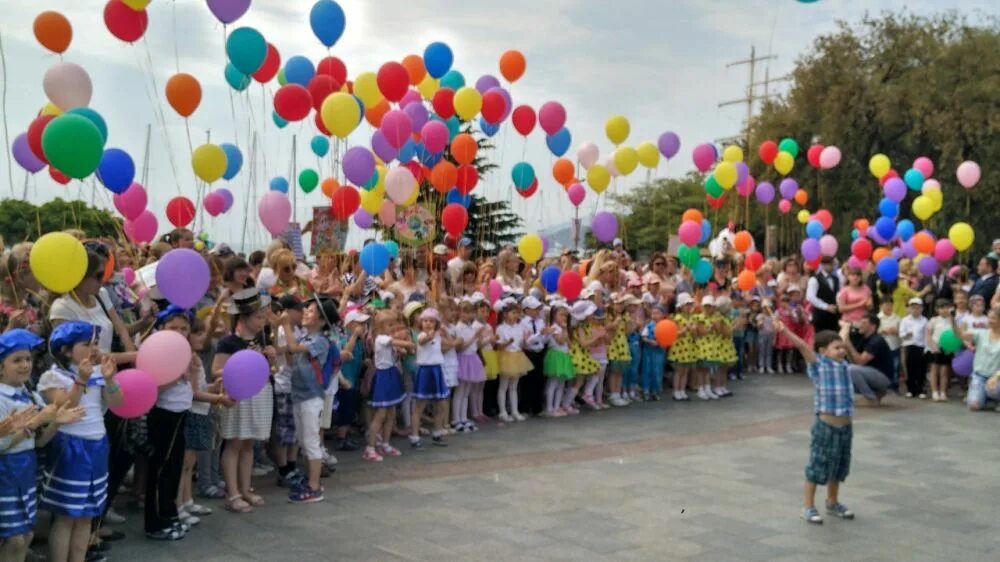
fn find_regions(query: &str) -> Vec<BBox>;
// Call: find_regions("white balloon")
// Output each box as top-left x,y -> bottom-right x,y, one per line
43,62 -> 93,111
576,142 -> 599,170
605,156 -> 620,178
385,167 -> 416,205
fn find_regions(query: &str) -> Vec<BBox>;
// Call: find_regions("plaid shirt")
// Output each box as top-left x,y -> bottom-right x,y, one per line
807,356 -> 854,417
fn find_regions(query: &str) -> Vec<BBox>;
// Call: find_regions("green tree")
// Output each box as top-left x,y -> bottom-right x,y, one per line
608,173 -> 713,255
0,198 -> 122,245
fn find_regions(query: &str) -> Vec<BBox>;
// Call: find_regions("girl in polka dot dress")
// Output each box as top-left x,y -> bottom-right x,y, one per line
606,299 -> 633,407
669,293 -> 699,401
711,296 -> 737,397
564,301 -> 600,413
696,296 -> 721,400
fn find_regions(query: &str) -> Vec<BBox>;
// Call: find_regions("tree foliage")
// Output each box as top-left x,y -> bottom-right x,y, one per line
609,173 -> 711,255
0,198 -> 122,245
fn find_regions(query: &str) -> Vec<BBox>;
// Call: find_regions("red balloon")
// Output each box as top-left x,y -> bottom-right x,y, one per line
402,161 -> 426,184
707,193 -> 727,210
104,0 -> 148,43
274,84 -> 312,121
480,90 -> 506,124
807,144 -> 824,168
516,178 -> 538,198
455,164 -> 479,195
511,105 -> 536,136
557,271 -> 583,301
806,258 -> 821,271
252,43 -> 281,83
166,196 -> 195,228
879,169 -> 899,187
745,251 -> 764,272
316,57 -> 347,86
28,115 -> 56,164
441,203 -> 468,237
376,62 -> 409,102
851,239 -> 873,261
307,75 -> 338,110
432,88 -> 455,119
314,112 -> 331,136
758,140 -> 778,165
330,186 -> 360,221
49,167 -> 71,185
203,192 -> 225,217
814,209 -> 833,230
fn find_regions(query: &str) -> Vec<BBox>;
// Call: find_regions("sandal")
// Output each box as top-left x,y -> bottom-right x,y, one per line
243,493 -> 265,507
225,496 -> 253,514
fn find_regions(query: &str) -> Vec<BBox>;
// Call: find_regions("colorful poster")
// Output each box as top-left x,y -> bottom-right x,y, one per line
309,207 -> 349,256
278,222 -> 304,261
394,204 -> 436,247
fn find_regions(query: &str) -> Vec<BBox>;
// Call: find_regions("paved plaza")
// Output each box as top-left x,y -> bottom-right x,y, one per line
110,375 -> 997,562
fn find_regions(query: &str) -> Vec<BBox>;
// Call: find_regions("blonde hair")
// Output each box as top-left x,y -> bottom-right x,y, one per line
271,249 -> 297,271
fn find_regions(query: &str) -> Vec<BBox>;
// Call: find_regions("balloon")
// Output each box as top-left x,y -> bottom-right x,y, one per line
350,209 -> 372,229
948,222 -> 974,252
124,210 -> 158,243
558,271 -> 584,301
868,154 -> 891,178
651,319 -> 678,348
605,115 -> 630,145
445,188 -> 471,208
511,105 -> 536,136
108,369 -> 157,419
330,186 -> 361,221
912,196 -> 934,221
283,55 -> 315,87
752,181 -> 774,205
429,88 -> 454,120
310,135 -> 330,158
613,146 -> 639,176
34,11 -> 73,54
933,239 -> 956,263
449,133 -> 476,166
879,198 -> 899,219
164,73 -> 203,118
221,349 -> 270,401
341,147 -> 375,186
692,258 -> 713,284
537,101 -> 566,136
272,112 -> 287,129
774,151 -> 794,175
876,257 -> 899,283
273,84 -> 312,121
309,0 -> 346,47
226,27 -> 267,76
732,269 -> 755,292
162,197 -> 194,229
224,62 -> 251,91
566,183 -> 587,207
722,145 -> 744,163
258,192 -> 291,235
912,156 -> 934,178
546,128 -> 572,158
802,219 -> 822,240
95,149 -> 135,194
452,87 -> 482,120
385,167 -> 416,204
817,235 -> 838,257
691,143 -> 715,172
714,161 -> 738,189
591,212 -> 618,243
155,249 -> 209,310
938,329 -> 961,354
253,43 -> 281,83
776,138 -> 798,158
216,188 -> 235,212
455,165 -> 479,194
851,238 -> 873,261
699,219 -> 713,245
11,133 -> 45,173
299,169 -> 319,193
43,63 -> 92,115
206,0 -> 250,23
41,115 -> 103,179
911,231 -> 935,255
203,192 -> 225,216
441,204 -> 468,237
743,251 -> 763,272
422,42 -> 454,79
956,161 -> 980,189
806,144 -> 824,168
777,199 -> 792,214
427,161 -> 457,194
880,177 -> 906,203
378,110 -> 411,149
510,162 -> 535,191
189,144 -> 226,183
367,131 -> 396,163
548,159 -> 573,186
776,178 -> 796,200
754,141 -> 777,166
49,167 -> 71,185
29,232 -> 87,294
577,142 -> 600,169
439,70 -> 465,91
819,146 -> 842,169
104,0 -> 148,42
321,92 -> 361,138
499,50 -> 526,82
678,221 -> 701,247
587,165 -> 611,194
518,234 -> 544,263
373,200 -> 394,225
532,265 -> 560,294
951,350 -> 974,377
673,245 -> 695,269
215,143 -> 242,181
654,131 -> 680,159
636,142 -> 660,169
903,168 -> 925,191
135,329 -> 191,386
801,238 -> 821,262
732,231 -> 752,253
480,90 -> 506,124
375,62 -> 408,103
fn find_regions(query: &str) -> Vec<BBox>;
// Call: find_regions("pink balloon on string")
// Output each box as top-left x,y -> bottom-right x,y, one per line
537,101 -> 567,136
399,89 -> 422,108
778,199 -> 792,214
737,175 -> 756,197
124,210 -> 158,243
203,192 -> 225,216
577,143 -> 599,169
692,143 -> 715,173
378,200 -> 396,225
420,120 -> 449,153
933,239 -> 956,262
113,182 -> 147,220
567,183 -> 586,207
819,146 -> 841,169
380,110 -> 412,149
912,156 -> 934,178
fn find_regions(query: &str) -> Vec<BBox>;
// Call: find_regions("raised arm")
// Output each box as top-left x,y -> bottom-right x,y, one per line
775,319 -> 817,364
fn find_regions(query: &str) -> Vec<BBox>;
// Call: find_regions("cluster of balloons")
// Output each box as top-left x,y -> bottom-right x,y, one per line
573,120 -> 680,197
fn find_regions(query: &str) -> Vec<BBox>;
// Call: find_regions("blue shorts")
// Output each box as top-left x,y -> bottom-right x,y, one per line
967,373 -> 1000,407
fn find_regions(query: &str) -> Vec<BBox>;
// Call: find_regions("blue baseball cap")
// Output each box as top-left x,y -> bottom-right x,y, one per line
0,329 -> 44,362
155,304 -> 194,328
49,321 -> 100,354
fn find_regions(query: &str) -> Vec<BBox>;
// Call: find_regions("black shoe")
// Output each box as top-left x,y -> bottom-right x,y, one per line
145,527 -> 184,541
90,541 -> 112,553
85,552 -> 108,562
409,438 -> 423,449
101,530 -> 126,542
431,435 -> 448,447
335,439 -> 359,452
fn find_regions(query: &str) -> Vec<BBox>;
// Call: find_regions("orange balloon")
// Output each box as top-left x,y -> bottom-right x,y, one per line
733,231 -> 753,253
794,189 -> 808,206
34,11 -> 72,54
872,247 -> 891,264
736,269 -> 755,292
654,319 -> 678,348
499,50 -> 526,82
430,161 -> 458,194
451,133 -> 477,165
165,73 -> 202,118
365,99 -> 390,127
321,178 -> 339,198
401,54 -> 426,86
911,232 -> 934,255
856,218 -> 870,232
552,158 -> 574,185
681,209 -> 703,224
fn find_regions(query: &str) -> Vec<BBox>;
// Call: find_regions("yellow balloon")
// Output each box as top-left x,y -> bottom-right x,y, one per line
613,146 -> 639,176
797,209 -> 811,224
194,240 -> 206,251
353,72 -> 382,109
948,222 -> 974,252
453,87 -> 483,121
722,145 -> 744,163
191,144 -> 227,183
40,102 -> 63,117
923,187 -> 943,212
121,0 -> 151,9
912,195 -> 934,220
774,151 -> 794,176
587,164 -> 611,193
518,234 -> 543,263
636,142 -> 660,169
605,115 -> 630,145
417,75 -> 439,100
29,232 -> 87,294
321,92 -> 361,139
714,161 -> 738,189
360,187 -> 384,214
868,154 -> 890,179
401,179 -> 419,207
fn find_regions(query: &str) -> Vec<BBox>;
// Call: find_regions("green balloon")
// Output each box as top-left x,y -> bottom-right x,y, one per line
705,175 -> 724,198
678,244 -> 699,268
299,168 -> 319,192
778,137 -> 799,158
277,68 -> 288,86
939,329 -> 962,354
41,114 -> 104,179
66,108 -> 108,144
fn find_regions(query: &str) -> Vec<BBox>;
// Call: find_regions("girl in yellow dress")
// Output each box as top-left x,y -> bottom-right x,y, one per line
564,301 -> 600,413
606,298 -> 633,407
696,296 -> 721,401
712,296 -> 737,397
669,293 -> 699,401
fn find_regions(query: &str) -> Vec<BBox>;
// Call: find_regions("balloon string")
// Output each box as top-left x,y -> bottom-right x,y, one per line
172,0 -> 180,73
135,40 -> 183,197
0,31 -> 14,198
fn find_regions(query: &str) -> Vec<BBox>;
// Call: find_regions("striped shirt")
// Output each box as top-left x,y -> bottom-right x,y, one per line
807,356 -> 854,417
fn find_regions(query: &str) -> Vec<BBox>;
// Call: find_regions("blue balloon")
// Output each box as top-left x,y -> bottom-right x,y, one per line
545,127 -> 572,157
96,148 -> 135,193
851,228 -> 859,240
445,117 -> 461,140
879,197 -> 898,218
875,216 -> 896,240
446,188 -> 471,208
699,219 -> 713,245
284,56 -> 315,87
511,162 -> 535,190
805,219 -> 824,240
904,168 -> 925,190
896,219 -> 915,242
360,242 -> 390,276
311,135 -> 330,157
418,147 -> 443,168
692,258 -> 714,284
440,70 -> 465,91
479,118 -> 500,137
876,257 -> 900,284
66,108 -> 108,144
423,42 -> 453,79
272,112 -> 288,129
361,169 -> 379,191
384,240 -> 399,259
309,0 -> 346,48
225,63 -> 251,91
220,143 -> 243,181
398,139 -> 417,162
270,177 -> 289,193
225,27 -> 267,75
541,266 -> 561,293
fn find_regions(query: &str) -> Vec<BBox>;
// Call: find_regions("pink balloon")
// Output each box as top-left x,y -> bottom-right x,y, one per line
577,142 -> 599,169
113,182 -> 148,220
136,331 -> 192,385
605,156 -> 620,178
399,89 -> 422,108
108,369 -> 157,419
819,234 -> 839,257
203,192 -> 225,216
420,120 -> 449,153
215,188 -> 235,212
537,101 -> 566,136
692,143 -> 715,173
736,175 -> 756,197
912,156 -> 934,178
385,167 -> 416,204
678,220 -> 701,246
819,146 -> 842,169
378,199 -> 396,225
380,110 -> 413,149
258,191 -> 291,235
847,256 -> 867,270
567,183 -> 586,207
934,239 -> 956,262
124,209 -> 158,243
487,280 -> 502,304
121,267 -> 136,286
778,199 -> 792,214
956,161 -> 980,189
43,62 -> 93,110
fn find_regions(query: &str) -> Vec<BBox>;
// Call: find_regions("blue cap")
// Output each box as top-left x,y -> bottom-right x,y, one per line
155,304 -> 194,328
0,329 -> 44,361
49,321 -> 99,354
458,237 -> 473,247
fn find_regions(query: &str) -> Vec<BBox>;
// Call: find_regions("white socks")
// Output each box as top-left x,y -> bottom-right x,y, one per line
497,377 -> 520,417
584,375 -> 600,401
545,378 -> 564,412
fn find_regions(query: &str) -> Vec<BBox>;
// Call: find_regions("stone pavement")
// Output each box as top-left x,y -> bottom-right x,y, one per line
107,375 -> 998,562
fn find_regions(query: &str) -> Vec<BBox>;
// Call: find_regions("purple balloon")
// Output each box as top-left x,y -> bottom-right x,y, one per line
658,131 -> 680,159
900,240 -> 917,258
491,87 -> 513,122
155,249 -> 210,309
343,147 -> 376,186
371,130 -> 398,163
222,350 -> 270,401
403,102 -> 429,134
951,350 -> 974,377
869,229 -> 889,246
779,178 -> 799,200
591,211 -> 618,243
215,188 -> 235,212
354,209 -> 373,229
755,181 -> 775,204
735,162 -> 749,186
475,74 -> 501,94
917,256 -> 939,276
11,133 -> 45,173
883,177 -> 906,203
801,238 -> 821,261
207,0 -> 251,24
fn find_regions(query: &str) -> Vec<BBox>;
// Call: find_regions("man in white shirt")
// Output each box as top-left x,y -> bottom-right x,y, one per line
447,238 -> 474,287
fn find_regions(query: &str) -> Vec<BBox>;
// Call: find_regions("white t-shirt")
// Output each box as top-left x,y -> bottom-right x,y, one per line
520,316 -> 547,352
416,334 -> 444,366
374,335 -> 396,370
274,325 -> 306,394
878,312 -> 901,351
547,324 -> 570,353
455,322 -> 480,354
189,361 -> 212,416
926,316 -> 952,352
443,324 -> 459,367
477,321 -> 494,351
496,322 -> 527,352
38,367 -> 106,439
963,314 -> 989,332
156,376 -> 193,413
50,289 -> 115,354
899,315 -> 928,348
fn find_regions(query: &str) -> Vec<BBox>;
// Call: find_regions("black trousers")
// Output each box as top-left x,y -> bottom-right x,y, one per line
903,345 -> 927,396
520,351 -> 546,416
144,407 -> 186,533
813,309 -> 840,335
96,412 -> 134,532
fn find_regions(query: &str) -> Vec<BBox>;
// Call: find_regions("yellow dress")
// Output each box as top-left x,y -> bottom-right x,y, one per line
716,315 -> 738,365
669,312 -> 700,365
607,316 -> 631,364
695,313 -> 716,364
570,326 -> 600,375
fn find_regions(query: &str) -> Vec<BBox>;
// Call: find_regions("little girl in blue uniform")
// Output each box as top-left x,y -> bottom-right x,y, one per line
38,322 -> 122,562
0,330 -> 83,562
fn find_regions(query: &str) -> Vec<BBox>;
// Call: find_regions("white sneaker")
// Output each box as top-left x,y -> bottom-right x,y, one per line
766,368 -> 775,374
697,388 -> 710,401
104,508 -> 126,524
498,413 -> 513,422
322,449 -> 339,467
610,397 -> 628,407
181,501 -> 212,516
513,412 -> 526,422
705,387 -> 719,400
251,466 -> 270,476
178,512 -> 200,526
681,390 -> 689,400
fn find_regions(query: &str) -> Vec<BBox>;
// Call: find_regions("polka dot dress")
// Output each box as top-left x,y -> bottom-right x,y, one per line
608,316 -> 631,362
669,312 -> 700,365
571,326 -> 600,375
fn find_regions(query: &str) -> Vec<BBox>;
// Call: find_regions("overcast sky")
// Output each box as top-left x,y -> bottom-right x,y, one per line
1,0 -> 991,251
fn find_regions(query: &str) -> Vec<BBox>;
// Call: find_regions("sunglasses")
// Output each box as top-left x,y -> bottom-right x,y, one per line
653,262 -> 666,267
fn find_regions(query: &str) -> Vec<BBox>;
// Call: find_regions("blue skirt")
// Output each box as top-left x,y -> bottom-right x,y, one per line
41,433 -> 109,518
412,365 -> 449,400
0,451 -> 37,537
370,367 -> 406,408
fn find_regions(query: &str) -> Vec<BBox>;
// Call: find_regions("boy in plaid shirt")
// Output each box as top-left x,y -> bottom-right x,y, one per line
777,320 -> 856,525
